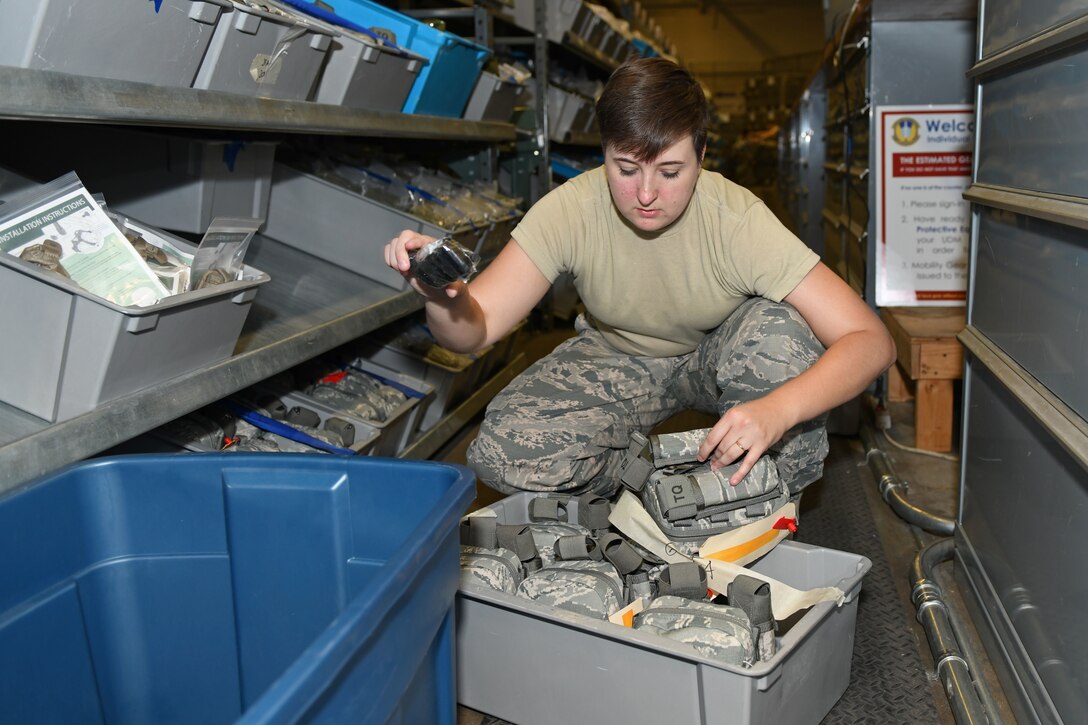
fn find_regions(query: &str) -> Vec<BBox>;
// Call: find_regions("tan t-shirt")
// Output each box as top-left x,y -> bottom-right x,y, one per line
511,166 -> 819,357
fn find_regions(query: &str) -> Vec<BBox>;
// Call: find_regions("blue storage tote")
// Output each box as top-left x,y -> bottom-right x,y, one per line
0,453 -> 475,724
280,0 -> 491,116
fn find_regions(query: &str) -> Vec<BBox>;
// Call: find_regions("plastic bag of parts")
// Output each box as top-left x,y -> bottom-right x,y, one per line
189,217 -> 262,291
409,236 -> 479,288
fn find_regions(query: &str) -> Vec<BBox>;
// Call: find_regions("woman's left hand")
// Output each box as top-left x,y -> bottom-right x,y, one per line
698,397 -> 789,485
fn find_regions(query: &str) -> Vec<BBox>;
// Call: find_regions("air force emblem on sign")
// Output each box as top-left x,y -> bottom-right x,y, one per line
892,117 -> 920,146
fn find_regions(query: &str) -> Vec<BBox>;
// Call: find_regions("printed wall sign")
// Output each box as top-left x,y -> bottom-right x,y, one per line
875,105 -> 974,306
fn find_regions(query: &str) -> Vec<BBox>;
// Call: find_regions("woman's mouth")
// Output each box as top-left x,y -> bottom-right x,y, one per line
636,208 -> 659,218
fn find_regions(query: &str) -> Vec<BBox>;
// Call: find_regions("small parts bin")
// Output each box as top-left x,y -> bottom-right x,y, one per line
281,0 -> 491,116
352,324 -> 491,432
0,454 -> 475,724
0,0 -> 231,88
458,492 -> 872,725
463,70 -> 523,123
0,219 -> 269,423
193,0 -> 336,101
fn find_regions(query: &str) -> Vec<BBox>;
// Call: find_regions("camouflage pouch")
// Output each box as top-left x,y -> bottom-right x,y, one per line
460,545 -> 523,594
633,595 -> 756,667
516,559 -> 625,620
620,429 -> 790,547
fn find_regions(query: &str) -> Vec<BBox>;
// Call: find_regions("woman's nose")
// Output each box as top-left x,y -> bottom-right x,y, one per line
636,179 -> 657,205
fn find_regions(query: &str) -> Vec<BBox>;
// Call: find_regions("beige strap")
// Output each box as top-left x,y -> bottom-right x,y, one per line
609,492 -> 844,620
698,501 -> 796,567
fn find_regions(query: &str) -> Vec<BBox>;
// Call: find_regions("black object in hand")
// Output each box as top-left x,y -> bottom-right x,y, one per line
408,236 -> 479,288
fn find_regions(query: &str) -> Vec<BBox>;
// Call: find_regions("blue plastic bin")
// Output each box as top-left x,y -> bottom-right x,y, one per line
281,0 -> 490,117
0,453 -> 475,724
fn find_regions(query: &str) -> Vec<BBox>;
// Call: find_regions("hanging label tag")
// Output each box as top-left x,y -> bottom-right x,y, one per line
250,53 -> 282,85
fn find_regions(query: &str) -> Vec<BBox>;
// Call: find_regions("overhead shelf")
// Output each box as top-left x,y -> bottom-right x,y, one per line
0,235 -> 423,495
0,66 -> 517,142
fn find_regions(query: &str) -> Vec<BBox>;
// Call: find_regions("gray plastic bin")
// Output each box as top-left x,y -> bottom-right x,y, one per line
230,389 -> 381,454
0,0 -> 230,87
511,0 -> 590,45
259,358 -> 433,457
0,128 -> 277,236
352,338 -> 490,432
262,163 -> 484,290
343,357 -> 436,455
308,18 -> 427,112
463,71 -> 523,122
194,0 -> 336,101
458,492 -> 871,725
548,85 -> 595,141
0,219 -> 270,423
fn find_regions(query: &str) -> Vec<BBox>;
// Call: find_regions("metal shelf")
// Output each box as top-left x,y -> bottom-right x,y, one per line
0,66 -> 517,142
0,235 -> 424,495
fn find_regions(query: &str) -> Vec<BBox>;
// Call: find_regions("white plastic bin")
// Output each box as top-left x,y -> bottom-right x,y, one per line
0,0 -> 230,87
0,218 -> 270,422
193,0 -> 336,101
458,492 -> 872,725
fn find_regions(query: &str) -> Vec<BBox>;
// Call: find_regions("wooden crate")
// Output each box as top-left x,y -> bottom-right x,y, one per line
879,307 -> 966,452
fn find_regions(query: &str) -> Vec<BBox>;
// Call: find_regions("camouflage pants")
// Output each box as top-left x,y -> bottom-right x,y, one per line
467,298 -> 829,496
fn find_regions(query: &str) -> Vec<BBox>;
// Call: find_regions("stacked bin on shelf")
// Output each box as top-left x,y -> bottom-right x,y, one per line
351,322 -> 492,432
0,0 -> 232,87
262,161 -> 489,290
0,208 -> 270,423
0,126 -> 278,236
0,454 -> 475,723
193,0 -> 337,101
280,0 -> 491,117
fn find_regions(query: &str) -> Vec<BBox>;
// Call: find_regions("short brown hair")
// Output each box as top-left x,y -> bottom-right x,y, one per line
596,57 -> 709,162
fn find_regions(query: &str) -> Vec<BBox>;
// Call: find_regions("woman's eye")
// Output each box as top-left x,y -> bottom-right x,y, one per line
618,167 -> 637,177
662,170 -> 680,179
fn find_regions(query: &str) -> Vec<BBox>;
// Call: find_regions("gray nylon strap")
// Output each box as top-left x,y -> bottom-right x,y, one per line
599,533 -> 644,576
460,516 -> 498,549
729,574 -> 774,633
578,493 -> 612,531
554,534 -> 599,561
496,524 -> 539,562
529,496 -> 568,522
619,431 -> 654,491
658,561 -> 708,599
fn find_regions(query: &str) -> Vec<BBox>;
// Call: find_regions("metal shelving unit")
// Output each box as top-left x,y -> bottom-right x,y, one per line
0,67 -> 516,142
0,59 -> 520,494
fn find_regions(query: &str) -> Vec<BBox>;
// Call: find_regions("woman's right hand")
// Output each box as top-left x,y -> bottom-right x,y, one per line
383,229 -> 467,302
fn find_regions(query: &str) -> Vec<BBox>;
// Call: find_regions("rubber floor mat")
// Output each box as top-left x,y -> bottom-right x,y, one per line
795,435 -> 941,724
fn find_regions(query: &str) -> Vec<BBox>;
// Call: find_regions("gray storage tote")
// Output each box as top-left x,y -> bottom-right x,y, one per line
194,0 -> 336,101
0,0 -> 231,87
0,220 -> 269,422
458,492 -> 872,725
